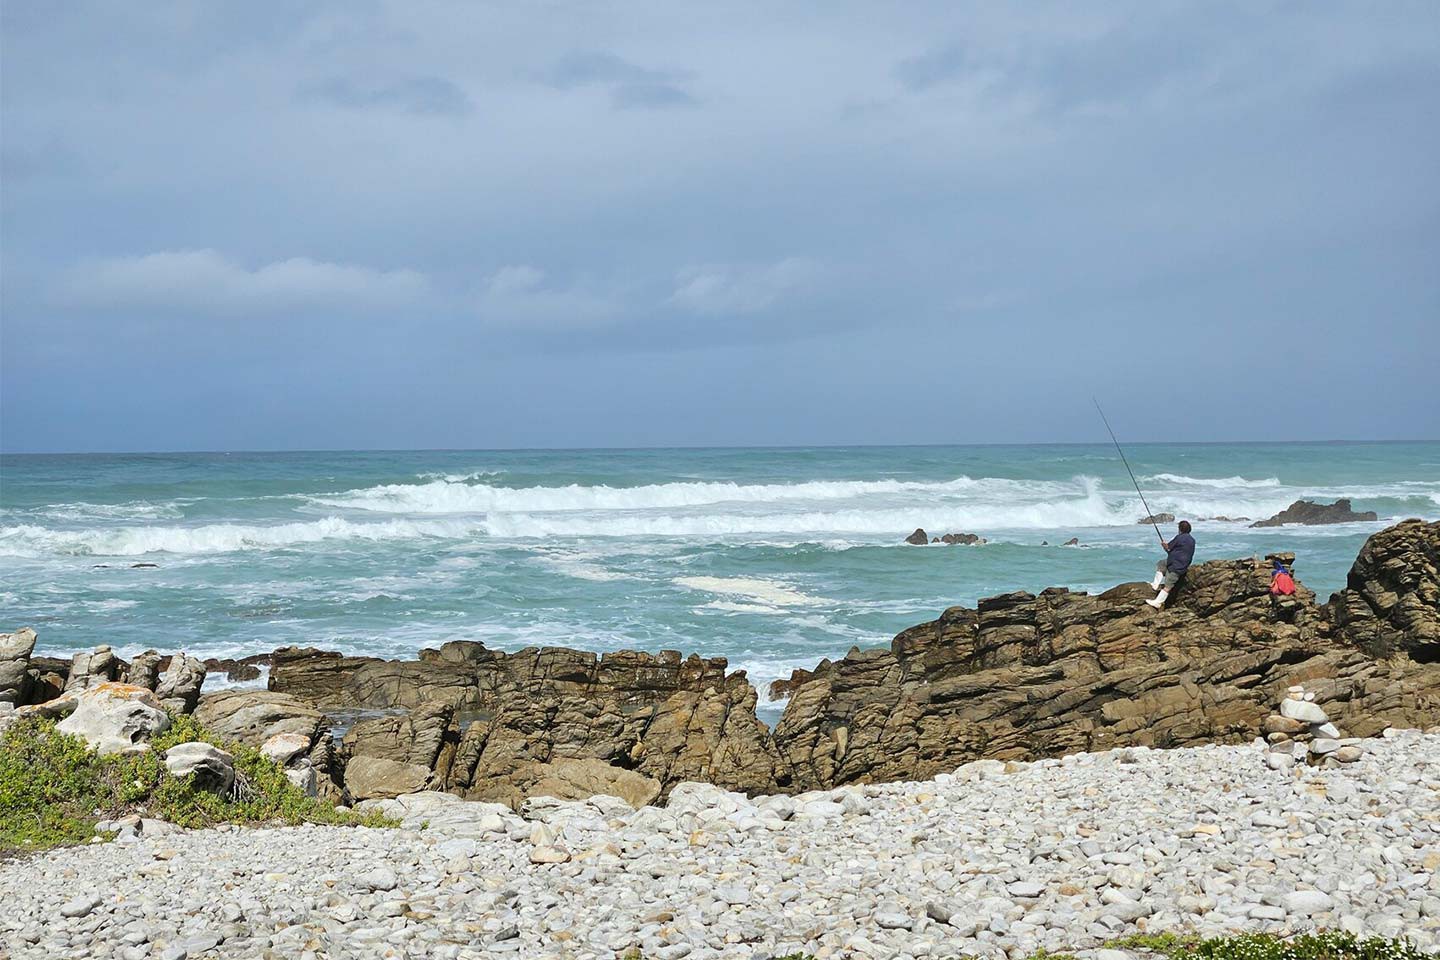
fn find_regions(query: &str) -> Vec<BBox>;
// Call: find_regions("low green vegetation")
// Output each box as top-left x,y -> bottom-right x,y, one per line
0,713 -> 389,856
1108,931 -> 1428,960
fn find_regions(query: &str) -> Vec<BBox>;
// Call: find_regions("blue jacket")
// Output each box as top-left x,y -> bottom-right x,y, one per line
1166,532 -> 1196,574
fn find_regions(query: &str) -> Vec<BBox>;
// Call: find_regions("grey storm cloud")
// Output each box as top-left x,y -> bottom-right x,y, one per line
1,0 -> 1437,452
541,50 -> 697,109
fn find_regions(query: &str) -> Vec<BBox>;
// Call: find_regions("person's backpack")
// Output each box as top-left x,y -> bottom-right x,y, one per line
1270,563 -> 1296,596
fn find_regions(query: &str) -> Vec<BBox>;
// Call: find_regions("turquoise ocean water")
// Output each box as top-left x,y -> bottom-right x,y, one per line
3,444 -> 1437,716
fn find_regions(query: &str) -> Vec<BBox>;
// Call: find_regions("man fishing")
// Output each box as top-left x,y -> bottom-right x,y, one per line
1091,399 -> 1197,609
1147,520 -> 1195,609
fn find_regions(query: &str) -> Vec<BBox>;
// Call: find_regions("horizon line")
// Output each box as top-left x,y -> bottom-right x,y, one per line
2,438 -> 1436,458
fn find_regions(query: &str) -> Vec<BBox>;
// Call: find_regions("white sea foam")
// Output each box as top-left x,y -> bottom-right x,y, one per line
675,576 -> 823,607
417,470 -> 506,482
37,500 -> 186,522
695,600 -> 784,615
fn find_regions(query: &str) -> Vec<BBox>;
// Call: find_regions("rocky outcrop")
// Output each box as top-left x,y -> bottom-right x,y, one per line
155,654 -> 207,714
256,522 -> 1440,804
904,528 -> 987,545
6,520 -> 1440,809
932,532 -> 987,545
3,644 -> 208,716
53,683 -> 171,756
271,642 -> 782,806
1138,513 -> 1175,524
192,690 -> 324,747
768,665 -> 822,701
0,628 -> 37,706
62,646 -> 119,692
1252,498 -> 1378,527
1328,517 -> 1439,660
772,525 -> 1440,790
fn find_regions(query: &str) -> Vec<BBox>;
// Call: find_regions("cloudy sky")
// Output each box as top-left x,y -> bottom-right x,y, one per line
2,1 -> 1437,452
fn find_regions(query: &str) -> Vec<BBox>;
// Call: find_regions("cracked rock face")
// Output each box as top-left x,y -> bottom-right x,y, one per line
1329,517 -> 1440,660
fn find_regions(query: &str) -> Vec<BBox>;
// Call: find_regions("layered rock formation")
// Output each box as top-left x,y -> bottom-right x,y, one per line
267,643 -> 780,806
774,522 -> 1439,790
1252,498 -> 1379,527
5,520 -> 1439,809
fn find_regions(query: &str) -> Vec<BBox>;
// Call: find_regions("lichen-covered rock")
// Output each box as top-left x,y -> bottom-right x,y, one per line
55,682 -> 170,756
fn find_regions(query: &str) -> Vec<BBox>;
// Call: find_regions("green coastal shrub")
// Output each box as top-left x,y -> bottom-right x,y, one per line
1109,931 -> 1428,960
0,714 -> 389,856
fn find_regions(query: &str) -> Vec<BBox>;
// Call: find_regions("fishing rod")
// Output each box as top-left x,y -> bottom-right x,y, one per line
1093,397 -> 1164,546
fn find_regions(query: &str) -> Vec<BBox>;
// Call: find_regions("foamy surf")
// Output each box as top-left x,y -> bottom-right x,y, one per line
675,576 -> 823,607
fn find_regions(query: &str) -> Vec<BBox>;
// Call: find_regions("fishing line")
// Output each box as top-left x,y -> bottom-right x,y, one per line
1093,397 -> 1164,545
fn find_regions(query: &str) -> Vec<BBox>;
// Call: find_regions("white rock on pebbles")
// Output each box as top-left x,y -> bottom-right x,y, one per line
2,732 -> 1438,959
1263,684 -> 1370,773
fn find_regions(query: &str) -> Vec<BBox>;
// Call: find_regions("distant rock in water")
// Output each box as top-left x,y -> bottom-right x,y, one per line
930,532 -> 987,545
130,563 -> 159,569
1062,538 -> 1080,546
1137,513 -> 1175,525
1251,499 -> 1378,528
903,528 -> 987,545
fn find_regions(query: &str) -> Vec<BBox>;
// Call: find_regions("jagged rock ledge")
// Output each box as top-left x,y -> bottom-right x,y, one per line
3,520 -> 1438,811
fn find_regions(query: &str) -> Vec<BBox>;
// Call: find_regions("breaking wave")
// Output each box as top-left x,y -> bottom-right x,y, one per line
310,475 -> 1014,514
6,470 -> 1434,557
0,517 -> 483,558
1142,473 -> 1282,488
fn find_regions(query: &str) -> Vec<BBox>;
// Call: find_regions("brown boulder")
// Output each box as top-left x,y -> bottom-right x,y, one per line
1252,498 -> 1378,527
193,689 -> 324,748
343,756 -> 433,800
